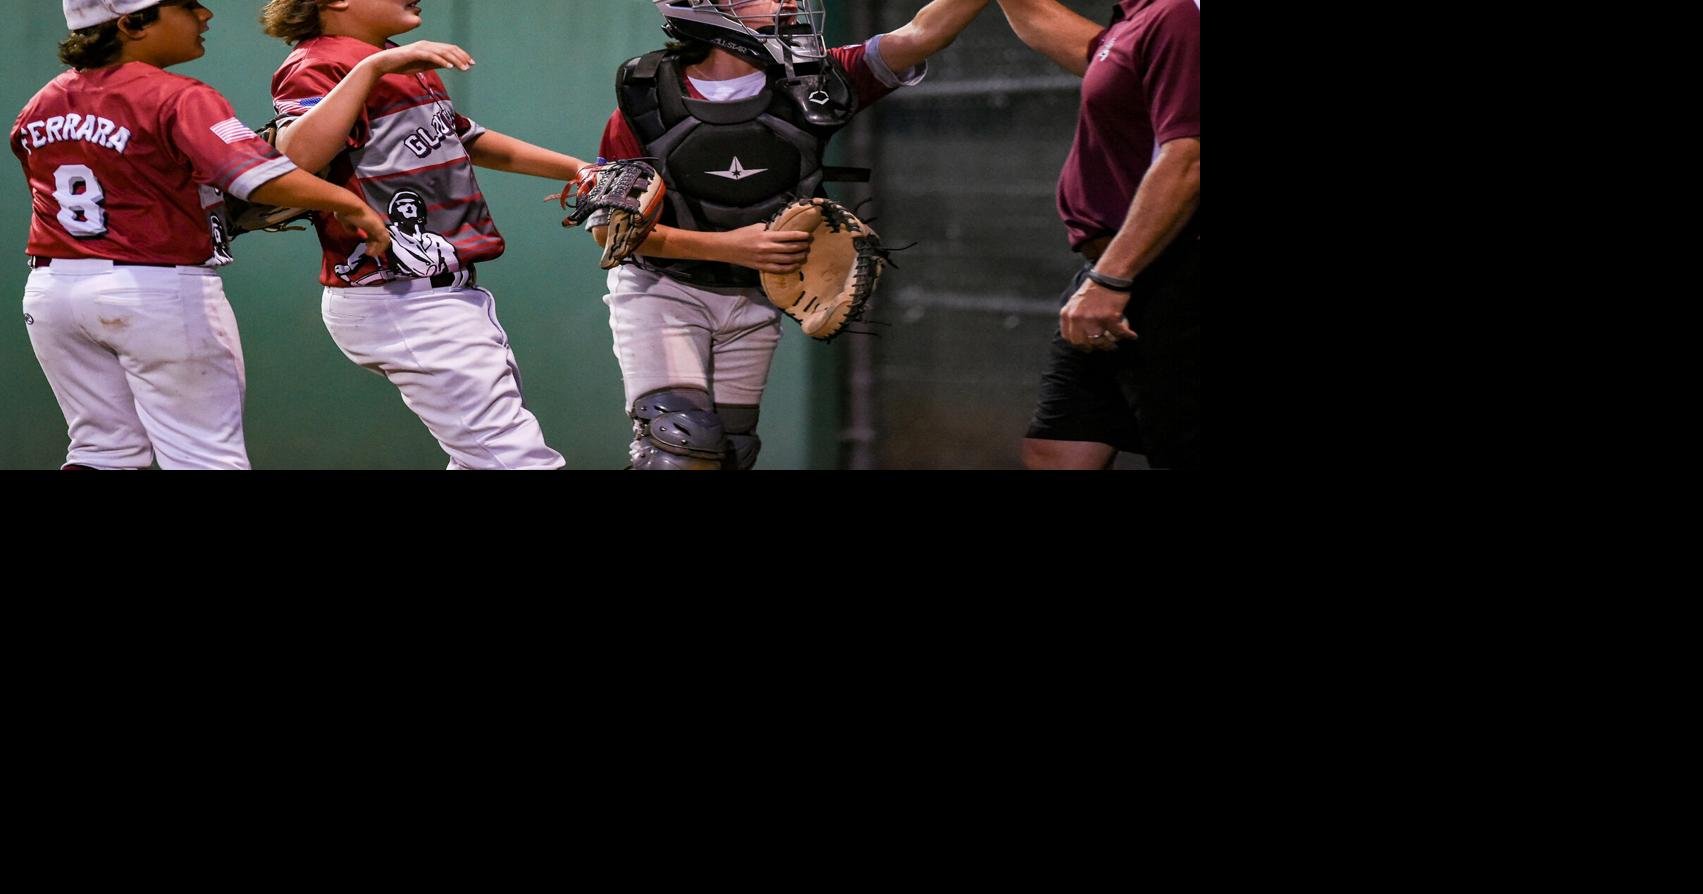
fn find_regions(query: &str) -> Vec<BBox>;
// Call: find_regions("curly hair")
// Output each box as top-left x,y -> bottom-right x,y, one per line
261,0 -> 328,45
58,6 -> 164,69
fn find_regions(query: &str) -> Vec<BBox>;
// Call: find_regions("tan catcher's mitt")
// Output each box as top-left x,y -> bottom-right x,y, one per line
759,198 -> 887,342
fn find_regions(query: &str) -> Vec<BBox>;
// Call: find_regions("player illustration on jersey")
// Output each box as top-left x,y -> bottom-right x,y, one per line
384,189 -> 457,277
332,189 -> 460,285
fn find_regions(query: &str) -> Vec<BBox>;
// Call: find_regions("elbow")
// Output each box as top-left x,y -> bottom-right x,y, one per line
273,130 -> 308,168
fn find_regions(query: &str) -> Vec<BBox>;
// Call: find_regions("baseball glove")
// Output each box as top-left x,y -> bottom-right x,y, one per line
551,158 -> 666,269
221,116 -> 319,238
759,198 -> 887,341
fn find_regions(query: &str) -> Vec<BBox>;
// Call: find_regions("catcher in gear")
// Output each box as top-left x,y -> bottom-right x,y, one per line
591,0 -> 991,469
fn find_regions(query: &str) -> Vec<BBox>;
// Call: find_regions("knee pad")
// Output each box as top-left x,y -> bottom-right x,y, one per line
717,403 -> 762,470
630,388 -> 726,470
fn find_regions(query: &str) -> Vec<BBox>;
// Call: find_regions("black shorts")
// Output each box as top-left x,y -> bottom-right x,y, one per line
1025,234 -> 1200,468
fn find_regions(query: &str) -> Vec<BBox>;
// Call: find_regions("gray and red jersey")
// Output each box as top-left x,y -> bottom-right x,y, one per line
1056,0 -> 1200,250
272,35 -> 501,288
11,62 -> 296,266
598,39 -> 917,161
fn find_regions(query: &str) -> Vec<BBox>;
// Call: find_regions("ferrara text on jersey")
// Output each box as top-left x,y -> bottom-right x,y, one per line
18,113 -> 133,155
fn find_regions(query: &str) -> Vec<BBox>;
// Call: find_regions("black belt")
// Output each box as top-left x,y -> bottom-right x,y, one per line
29,256 -> 178,269
430,267 -> 476,288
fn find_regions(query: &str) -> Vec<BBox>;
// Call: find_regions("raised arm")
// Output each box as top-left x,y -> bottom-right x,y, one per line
995,0 -> 1103,77
876,0 -> 992,73
276,41 -> 474,173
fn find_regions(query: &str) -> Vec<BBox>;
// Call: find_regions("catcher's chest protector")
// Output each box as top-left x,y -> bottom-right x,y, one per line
616,50 -> 858,234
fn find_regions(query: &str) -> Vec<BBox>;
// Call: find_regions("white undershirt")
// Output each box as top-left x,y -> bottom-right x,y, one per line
686,70 -> 770,102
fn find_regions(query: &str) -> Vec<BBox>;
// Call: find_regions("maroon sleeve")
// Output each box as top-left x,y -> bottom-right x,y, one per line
1139,3 -> 1201,144
163,84 -> 296,199
830,44 -> 902,108
272,54 -> 369,150
599,110 -> 647,161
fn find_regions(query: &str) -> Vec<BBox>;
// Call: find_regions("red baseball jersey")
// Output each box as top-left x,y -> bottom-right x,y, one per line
11,62 -> 297,266
272,35 -> 502,287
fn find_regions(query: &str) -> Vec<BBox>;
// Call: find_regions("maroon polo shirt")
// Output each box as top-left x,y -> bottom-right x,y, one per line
1056,0 -> 1200,251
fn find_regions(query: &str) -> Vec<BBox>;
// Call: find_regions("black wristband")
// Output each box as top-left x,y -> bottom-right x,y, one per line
1084,267 -> 1135,292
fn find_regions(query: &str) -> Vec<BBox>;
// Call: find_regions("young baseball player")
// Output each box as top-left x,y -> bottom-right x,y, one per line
592,0 -> 989,470
261,0 -> 594,470
15,0 -> 393,470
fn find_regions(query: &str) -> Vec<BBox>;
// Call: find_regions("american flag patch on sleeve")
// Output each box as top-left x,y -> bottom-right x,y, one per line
274,97 -> 322,117
210,117 -> 256,144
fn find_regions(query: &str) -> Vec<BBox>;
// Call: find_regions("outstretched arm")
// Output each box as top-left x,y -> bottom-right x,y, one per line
995,0 -> 1103,77
876,0 -> 993,72
467,130 -> 590,181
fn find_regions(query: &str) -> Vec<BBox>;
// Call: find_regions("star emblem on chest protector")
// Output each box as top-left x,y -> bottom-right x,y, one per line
707,157 -> 769,180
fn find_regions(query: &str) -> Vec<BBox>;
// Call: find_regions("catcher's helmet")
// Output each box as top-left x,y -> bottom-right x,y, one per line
653,0 -> 827,68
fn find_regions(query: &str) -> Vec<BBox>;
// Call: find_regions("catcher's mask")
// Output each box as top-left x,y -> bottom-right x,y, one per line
654,0 -> 827,73
388,190 -> 427,232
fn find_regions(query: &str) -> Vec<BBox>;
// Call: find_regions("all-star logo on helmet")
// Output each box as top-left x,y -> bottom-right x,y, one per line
653,0 -> 828,70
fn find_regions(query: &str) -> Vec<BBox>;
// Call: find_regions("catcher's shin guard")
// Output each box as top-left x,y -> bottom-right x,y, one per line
716,404 -> 761,471
630,388 -> 726,471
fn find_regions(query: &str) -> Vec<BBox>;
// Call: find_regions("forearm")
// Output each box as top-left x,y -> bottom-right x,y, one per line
247,168 -> 368,216
275,59 -> 384,172
995,0 -> 1102,76
596,223 -> 726,263
1094,138 -> 1200,281
468,130 -> 589,180
879,0 -> 992,72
